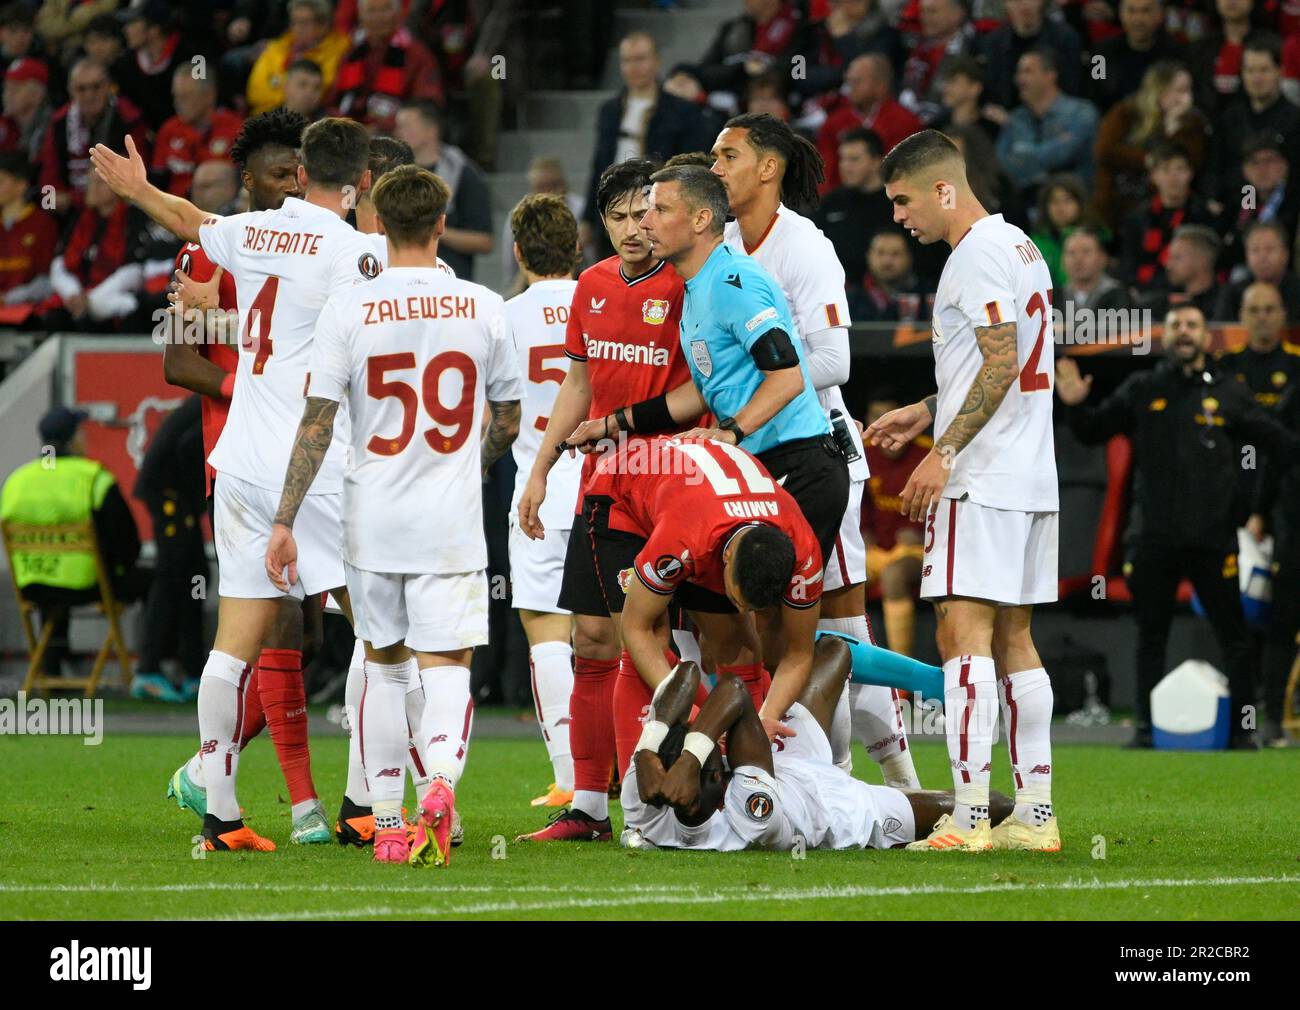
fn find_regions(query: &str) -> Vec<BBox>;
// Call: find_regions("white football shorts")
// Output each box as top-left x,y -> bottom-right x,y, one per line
919,496 -> 1058,606
508,519 -> 571,614
344,563 -> 489,653
823,477 -> 866,592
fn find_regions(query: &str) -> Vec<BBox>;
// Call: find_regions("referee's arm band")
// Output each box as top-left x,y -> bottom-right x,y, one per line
627,392 -> 675,433
751,327 -> 800,370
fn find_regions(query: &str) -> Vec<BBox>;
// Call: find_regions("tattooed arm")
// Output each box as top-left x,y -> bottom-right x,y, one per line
482,399 -> 521,477
274,396 -> 340,528
898,321 -> 1019,522
934,321 -> 1020,458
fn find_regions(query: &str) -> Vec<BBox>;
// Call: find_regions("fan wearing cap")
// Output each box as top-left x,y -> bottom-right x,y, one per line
0,57 -> 51,163
0,405 -> 146,682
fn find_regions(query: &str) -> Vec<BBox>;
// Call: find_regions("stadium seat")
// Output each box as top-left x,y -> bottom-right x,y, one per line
2,517 -> 134,698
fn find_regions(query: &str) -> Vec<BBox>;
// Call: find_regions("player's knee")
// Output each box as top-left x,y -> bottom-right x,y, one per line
573,616 -> 617,659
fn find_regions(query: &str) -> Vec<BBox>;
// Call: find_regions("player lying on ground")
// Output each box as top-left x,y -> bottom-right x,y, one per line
266,165 -> 522,867
622,640 -> 1011,851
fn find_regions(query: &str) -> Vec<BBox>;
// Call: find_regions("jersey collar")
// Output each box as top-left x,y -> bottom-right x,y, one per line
743,203 -> 783,254
619,258 -> 666,287
684,242 -> 732,291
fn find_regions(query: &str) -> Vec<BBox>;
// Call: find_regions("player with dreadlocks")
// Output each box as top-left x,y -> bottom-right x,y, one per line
160,108 -> 335,846
710,111 -> 922,792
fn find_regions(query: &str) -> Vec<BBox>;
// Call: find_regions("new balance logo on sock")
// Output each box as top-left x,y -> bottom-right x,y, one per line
200,739 -> 217,754
1030,764 -> 1051,774
50,942 -> 151,989
376,767 -> 401,778
428,734 -> 448,744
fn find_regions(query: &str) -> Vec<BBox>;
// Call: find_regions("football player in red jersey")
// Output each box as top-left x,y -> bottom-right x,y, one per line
159,109 -> 334,846
516,159 -> 699,842
578,435 -> 824,755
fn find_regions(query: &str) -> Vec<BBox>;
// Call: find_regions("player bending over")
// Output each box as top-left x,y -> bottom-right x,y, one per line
868,129 -> 1060,852
623,641 -> 1011,852
266,165 -> 522,866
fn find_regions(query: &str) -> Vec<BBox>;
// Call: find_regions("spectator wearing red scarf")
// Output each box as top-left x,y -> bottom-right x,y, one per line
38,172 -> 149,332
332,0 -> 443,134
694,0 -> 809,100
1116,143 -> 1220,289
113,0 -> 193,130
152,68 -> 243,197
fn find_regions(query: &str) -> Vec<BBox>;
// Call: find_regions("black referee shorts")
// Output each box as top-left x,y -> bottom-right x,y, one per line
756,435 -> 850,568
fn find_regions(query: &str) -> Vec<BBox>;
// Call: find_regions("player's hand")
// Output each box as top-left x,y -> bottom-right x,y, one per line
673,426 -> 736,445
89,135 -> 148,202
761,715 -> 797,745
168,266 -> 222,313
865,400 -> 930,453
659,753 -> 702,814
517,473 -> 548,540
265,523 -> 299,592
1054,357 -> 1092,405
900,448 -> 948,522
565,415 -> 613,453
635,751 -> 667,804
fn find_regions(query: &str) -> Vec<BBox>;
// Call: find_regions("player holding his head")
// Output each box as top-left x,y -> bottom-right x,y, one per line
515,159 -> 697,843
160,109 -> 335,845
266,165 -> 523,866
622,646 -> 1012,852
92,117 -> 385,852
867,129 -> 1060,852
505,193 -> 583,808
710,110 -> 919,789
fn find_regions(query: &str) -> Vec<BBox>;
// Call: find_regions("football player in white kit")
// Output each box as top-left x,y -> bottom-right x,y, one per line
504,194 -> 583,809
266,165 -> 523,866
869,130 -> 1060,852
622,641 -> 1011,852
711,112 -> 920,790
91,118 -> 384,852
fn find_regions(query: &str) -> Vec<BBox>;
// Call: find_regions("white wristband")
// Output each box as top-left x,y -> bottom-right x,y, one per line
682,731 -> 715,766
636,719 -> 670,755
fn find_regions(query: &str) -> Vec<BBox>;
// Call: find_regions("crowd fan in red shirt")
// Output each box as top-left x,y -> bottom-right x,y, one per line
0,151 -> 57,324
0,56 -> 51,162
151,67 -> 243,197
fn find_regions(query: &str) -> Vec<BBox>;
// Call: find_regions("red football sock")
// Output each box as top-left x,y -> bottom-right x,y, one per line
717,661 -> 768,711
613,650 -> 654,777
570,656 -> 618,794
238,664 -> 266,750
257,648 -> 317,805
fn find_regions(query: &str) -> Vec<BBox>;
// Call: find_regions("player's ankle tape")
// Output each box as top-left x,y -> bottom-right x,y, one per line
637,720 -> 670,755
682,732 -> 715,766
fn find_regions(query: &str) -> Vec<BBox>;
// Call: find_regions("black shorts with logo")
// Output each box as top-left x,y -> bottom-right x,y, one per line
580,496 -> 737,616
756,434 -> 850,569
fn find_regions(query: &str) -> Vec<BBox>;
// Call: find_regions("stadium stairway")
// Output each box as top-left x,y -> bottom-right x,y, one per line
478,0 -> 735,292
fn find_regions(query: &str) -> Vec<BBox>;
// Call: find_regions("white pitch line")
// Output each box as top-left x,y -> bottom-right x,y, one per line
189,874 -> 1300,920
0,881 -> 697,896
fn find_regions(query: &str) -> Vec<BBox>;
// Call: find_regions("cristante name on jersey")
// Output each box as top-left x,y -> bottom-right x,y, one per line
582,335 -> 670,366
363,295 -> 478,325
241,226 -> 324,256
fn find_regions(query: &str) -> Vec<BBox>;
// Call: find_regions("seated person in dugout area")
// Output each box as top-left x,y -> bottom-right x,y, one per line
622,642 -> 1011,852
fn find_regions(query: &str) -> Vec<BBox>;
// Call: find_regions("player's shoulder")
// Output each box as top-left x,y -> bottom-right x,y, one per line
773,205 -> 835,251
578,255 -> 620,288
506,278 -> 577,311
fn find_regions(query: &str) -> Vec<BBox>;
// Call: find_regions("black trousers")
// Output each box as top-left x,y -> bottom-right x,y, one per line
1262,529 -> 1300,727
25,571 -> 150,677
756,435 -> 851,569
1126,541 -> 1253,732
137,497 -> 208,680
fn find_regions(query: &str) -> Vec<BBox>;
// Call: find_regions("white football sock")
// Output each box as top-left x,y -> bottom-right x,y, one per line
197,650 -> 250,822
530,640 -> 575,792
185,749 -> 205,789
404,659 -> 429,802
360,659 -> 410,813
847,682 -> 921,788
943,654 -> 997,830
999,667 -> 1054,824
419,665 -> 473,789
571,790 -> 608,821
818,616 -> 863,771
344,640 -> 370,806
671,627 -> 701,665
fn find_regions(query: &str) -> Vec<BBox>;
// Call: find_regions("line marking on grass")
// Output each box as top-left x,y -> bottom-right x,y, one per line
7,874 -> 1292,919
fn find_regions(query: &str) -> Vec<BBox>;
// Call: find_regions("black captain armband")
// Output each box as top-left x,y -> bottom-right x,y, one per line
750,328 -> 799,370
627,392 -> 676,433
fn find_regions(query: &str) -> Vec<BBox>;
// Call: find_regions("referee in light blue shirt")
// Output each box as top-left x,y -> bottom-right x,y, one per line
579,164 -> 850,566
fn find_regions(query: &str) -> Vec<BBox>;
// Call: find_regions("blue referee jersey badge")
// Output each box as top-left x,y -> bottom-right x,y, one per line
691,339 -> 713,378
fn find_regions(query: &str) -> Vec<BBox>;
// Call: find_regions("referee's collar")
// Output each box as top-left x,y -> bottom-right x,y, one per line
684,241 -> 734,291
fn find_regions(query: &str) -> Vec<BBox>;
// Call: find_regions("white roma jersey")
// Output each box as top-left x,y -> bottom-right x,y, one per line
364,231 -> 456,276
308,266 -> 524,574
199,197 -> 380,495
931,213 -> 1058,512
724,205 -> 866,481
505,278 -> 582,530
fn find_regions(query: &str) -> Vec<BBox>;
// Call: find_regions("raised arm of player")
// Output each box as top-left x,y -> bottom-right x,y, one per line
482,398 -> 521,476
756,601 -> 819,736
518,358 -> 593,539
266,396 -> 338,591
900,320 -> 1019,521
90,136 -> 211,243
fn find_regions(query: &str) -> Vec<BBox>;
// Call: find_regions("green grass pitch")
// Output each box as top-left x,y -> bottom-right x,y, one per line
2,728 -> 1297,920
